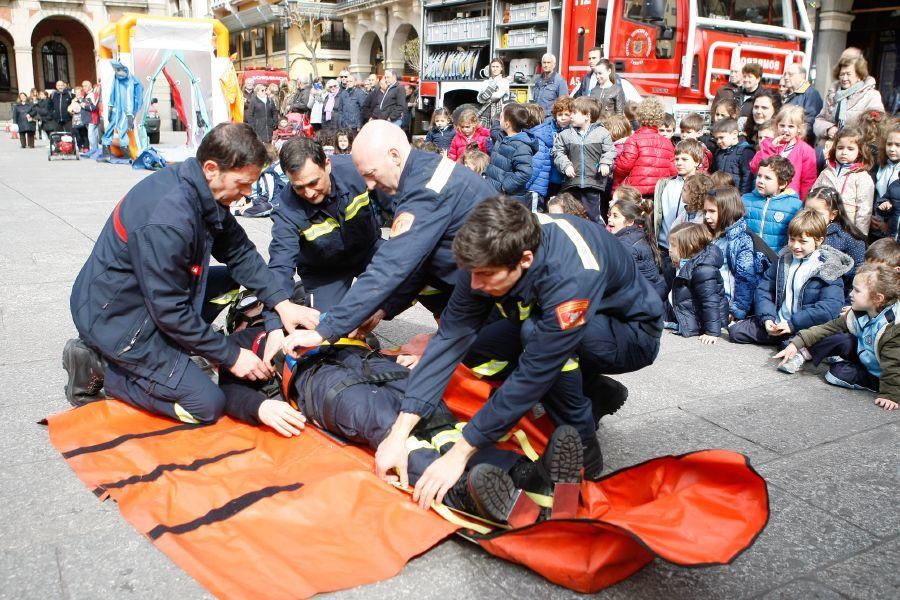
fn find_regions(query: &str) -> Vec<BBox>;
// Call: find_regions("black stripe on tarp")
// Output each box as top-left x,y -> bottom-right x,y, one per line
62,423 -> 209,459
146,482 -> 304,541
99,447 -> 255,490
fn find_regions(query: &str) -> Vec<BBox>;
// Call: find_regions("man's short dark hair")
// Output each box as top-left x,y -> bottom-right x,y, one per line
453,196 -> 542,270
279,136 -> 327,174
197,123 -> 268,170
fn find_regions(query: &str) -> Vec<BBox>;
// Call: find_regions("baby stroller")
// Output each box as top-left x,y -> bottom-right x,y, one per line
48,131 -> 80,161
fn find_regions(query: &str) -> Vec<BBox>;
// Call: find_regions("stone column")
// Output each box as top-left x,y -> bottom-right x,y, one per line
14,46 -> 34,92
812,0 -> 855,96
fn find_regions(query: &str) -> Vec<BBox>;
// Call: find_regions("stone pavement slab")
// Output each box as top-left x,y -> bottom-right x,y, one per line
812,536 -> 900,599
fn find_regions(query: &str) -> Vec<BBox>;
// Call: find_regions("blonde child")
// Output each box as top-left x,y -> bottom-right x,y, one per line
872,120 -> 900,240
461,148 -> 489,175
750,105 -> 817,200
604,113 -> 633,157
866,238 -> 900,270
547,191 -> 589,219
448,109 -> 490,161
424,108 -> 455,153
666,222 -> 729,344
776,264 -> 900,410
813,127 -> 875,235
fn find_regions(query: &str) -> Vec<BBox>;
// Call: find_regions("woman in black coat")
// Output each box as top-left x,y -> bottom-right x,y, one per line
35,90 -> 52,139
244,84 -> 278,144
12,93 -> 38,149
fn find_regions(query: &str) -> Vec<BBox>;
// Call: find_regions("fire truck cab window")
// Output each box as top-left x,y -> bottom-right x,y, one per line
622,0 -> 674,24
700,0 -> 793,29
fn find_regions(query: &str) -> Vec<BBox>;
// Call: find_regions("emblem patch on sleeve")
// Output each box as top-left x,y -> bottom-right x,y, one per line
555,299 -> 590,330
390,212 -> 416,238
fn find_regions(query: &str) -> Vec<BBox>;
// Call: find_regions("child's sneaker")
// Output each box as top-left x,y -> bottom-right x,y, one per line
821,356 -> 845,365
778,353 -> 806,374
823,370 -> 877,392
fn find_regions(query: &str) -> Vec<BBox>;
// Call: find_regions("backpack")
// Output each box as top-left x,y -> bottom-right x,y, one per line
251,162 -> 288,205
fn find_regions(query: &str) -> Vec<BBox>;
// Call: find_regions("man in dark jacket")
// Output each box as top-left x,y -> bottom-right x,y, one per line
372,70 -> 406,125
363,198 -> 664,506
335,75 -> 367,130
48,80 -> 74,132
361,74 -> 380,123
532,53 -> 568,115
784,63 -> 823,145
573,47 -> 602,98
66,123 -> 316,428
245,84 -> 278,143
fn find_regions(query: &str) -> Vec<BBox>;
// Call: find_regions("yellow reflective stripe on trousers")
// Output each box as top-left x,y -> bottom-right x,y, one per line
535,213 -> 600,271
498,428 -> 540,462
471,359 -> 509,378
301,218 -> 339,241
209,288 -> 242,305
344,191 -> 370,220
562,357 -> 579,372
173,403 -> 200,424
431,428 -> 463,450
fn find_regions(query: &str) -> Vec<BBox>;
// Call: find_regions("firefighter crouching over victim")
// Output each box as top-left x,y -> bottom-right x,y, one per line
282,120 -> 497,350
63,123 -> 317,428
223,324 -> 584,525
332,197 -> 664,509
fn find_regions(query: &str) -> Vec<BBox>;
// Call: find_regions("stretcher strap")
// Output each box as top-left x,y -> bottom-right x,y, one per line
498,429 -> 540,462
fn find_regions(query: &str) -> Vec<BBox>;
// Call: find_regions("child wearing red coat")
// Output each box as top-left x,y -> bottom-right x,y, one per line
750,105 -> 817,200
613,96 -> 677,195
448,109 -> 491,161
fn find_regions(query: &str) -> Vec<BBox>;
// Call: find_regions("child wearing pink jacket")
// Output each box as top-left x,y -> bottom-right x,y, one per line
750,105 -> 817,200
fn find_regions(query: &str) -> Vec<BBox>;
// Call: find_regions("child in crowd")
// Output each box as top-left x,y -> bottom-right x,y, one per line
704,186 -> 761,321
805,186 -> 866,301
729,209 -> 853,367
712,118 -> 756,194
604,113 -> 633,157
678,170 -> 713,226
866,238 -> 900,270
546,97 -> 575,197
607,190 -> 667,298
658,113 -> 676,141
548,191 -> 590,219
424,108 -> 455,153
679,113 -> 713,172
613,96 -> 676,196
286,107 -> 314,138
666,222 -> 729,344
653,138 -> 703,286
709,170 -> 737,189
272,117 -> 296,145
448,109 -> 490,161
624,100 -> 640,132
701,98 -> 740,154
776,264 -> 900,410
871,121 -> 900,240
523,103 -> 554,212
813,127 -> 875,236
335,128 -> 354,155
414,140 -> 443,154
742,155 -> 803,253
755,120 -> 777,146
750,105 -> 817,200
461,148 -> 490,175
857,110 -> 886,164
552,96 -> 616,222
484,104 -> 537,207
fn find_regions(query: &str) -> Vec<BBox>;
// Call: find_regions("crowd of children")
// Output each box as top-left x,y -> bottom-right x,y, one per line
412,91 -> 900,412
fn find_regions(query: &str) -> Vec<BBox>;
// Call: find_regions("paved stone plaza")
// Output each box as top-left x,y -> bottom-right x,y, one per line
0,133 -> 897,599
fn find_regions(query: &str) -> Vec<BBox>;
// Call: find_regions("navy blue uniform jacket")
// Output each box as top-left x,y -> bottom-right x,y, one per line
70,158 -> 289,386
315,149 -> 497,342
400,213 -> 665,448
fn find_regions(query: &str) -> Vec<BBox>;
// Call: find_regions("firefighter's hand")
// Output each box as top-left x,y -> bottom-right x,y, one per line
564,166 -> 575,178
263,329 -> 285,367
396,354 -> 420,369
414,440 -> 475,510
229,348 -> 274,381
352,309 -> 386,339
282,329 -> 324,358
375,429 -> 410,489
274,300 -> 320,333
258,399 -> 307,437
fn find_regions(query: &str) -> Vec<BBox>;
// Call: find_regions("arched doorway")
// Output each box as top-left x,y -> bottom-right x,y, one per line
369,36 -> 383,77
357,31 -> 383,77
31,16 -> 95,89
0,27 -> 15,101
390,24 -> 419,77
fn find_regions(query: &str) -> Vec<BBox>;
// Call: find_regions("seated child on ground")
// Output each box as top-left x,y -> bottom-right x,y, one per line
665,222 -> 729,344
334,128 -> 354,155
871,121 -> 900,240
775,264 -> 900,411
448,109 -> 490,161
461,149 -> 490,176
866,238 -> 900,271
484,104 -> 538,206
805,186 -> 866,302
813,127 -> 875,236
547,191 -> 590,219
742,155 -> 803,253
424,108 -> 455,153
606,187 -> 667,298
728,209 -> 854,360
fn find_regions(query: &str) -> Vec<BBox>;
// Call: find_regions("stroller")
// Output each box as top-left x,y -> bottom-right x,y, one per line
48,131 -> 80,161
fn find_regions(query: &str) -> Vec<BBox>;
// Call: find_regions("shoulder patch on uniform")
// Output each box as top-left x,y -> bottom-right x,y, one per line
425,157 -> 456,193
390,212 -> 416,238
556,299 -> 590,330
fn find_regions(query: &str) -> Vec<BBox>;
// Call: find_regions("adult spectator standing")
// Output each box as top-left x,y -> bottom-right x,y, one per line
361,74 -> 380,123
588,59 -> 625,115
65,123 -> 316,426
784,63 -> 823,145
35,90 -> 51,139
80,80 -> 101,152
335,74 -> 366,130
280,120 -> 496,351
245,83 -> 278,144
307,80 -> 326,131
373,70 -> 406,126
573,47 -> 603,97
532,53 -> 568,115
289,75 -> 312,114
814,54 -> 885,145
48,80 -> 74,132
713,67 -> 743,106
476,58 -> 510,127
12,92 -> 37,149
321,79 -> 341,131
738,63 -> 765,118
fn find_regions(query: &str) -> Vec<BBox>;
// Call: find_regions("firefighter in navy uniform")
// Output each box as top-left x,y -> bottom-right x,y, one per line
65,123 -> 316,428
282,120 -> 497,349
267,136 -> 383,317
363,197 -> 664,508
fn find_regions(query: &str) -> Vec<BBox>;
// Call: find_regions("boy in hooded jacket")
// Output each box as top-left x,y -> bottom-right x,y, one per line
742,155 -> 803,253
712,118 -> 756,194
484,104 -> 538,207
522,103 -> 555,211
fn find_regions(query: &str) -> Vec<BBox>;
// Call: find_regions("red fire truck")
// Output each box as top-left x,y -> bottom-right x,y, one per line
419,0 -> 813,122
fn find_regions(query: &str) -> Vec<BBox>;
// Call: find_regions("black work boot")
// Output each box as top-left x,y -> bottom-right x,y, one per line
62,338 -> 106,407
582,435 -> 604,481
509,425 -> 584,496
465,464 -> 518,523
585,374 -> 628,425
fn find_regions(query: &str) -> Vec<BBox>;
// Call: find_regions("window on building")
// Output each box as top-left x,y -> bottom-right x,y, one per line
321,22 -> 350,51
0,41 -> 10,91
229,33 -> 239,58
254,27 -> 266,56
41,41 -> 69,87
272,23 -> 286,53
242,31 -> 252,58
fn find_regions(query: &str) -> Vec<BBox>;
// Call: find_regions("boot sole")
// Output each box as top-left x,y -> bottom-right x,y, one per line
544,425 -> 583,485
467,464 -> 516,523
62,338 -> 106,407
587,375 -> 629,419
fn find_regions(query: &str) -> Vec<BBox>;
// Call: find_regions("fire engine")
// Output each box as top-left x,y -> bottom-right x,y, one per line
418,0 -> 813,122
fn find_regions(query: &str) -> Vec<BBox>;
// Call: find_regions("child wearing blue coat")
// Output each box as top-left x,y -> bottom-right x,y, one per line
742,155 -> 803,253
728,209 -> 854,371
665,223 -> 730,344
523,103 -> 555,211
424,108 -> 455,153
484,104 -> 538,206
606,187 -> 667,299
